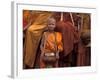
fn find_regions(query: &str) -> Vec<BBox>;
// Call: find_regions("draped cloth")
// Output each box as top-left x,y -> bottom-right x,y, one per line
55,21 -> 79,67
41,32 -> 63,53
56,21 -> 79,56
23,12 -> 90,68
54,13 -> 90,66
24,12 -> 53,68
40,32 -> 63,68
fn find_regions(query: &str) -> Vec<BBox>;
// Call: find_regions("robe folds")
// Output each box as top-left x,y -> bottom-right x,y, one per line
41,32 -> 63,53
56,21 -> 79,56
40,32 -> 63,68
24,12 -> 53,68
23,12 -> 91,68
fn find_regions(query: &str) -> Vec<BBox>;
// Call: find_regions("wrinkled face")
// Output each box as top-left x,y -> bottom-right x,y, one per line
47,18 -> 56,31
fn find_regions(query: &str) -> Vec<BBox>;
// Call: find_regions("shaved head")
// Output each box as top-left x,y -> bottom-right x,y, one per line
47,17 -> 56,31
47,17 -> 56,23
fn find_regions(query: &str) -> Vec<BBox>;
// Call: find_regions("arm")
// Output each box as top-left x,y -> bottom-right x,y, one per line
40,33 -> 46,56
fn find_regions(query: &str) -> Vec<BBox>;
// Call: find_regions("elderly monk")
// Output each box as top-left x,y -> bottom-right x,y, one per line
23,11 -> 53,68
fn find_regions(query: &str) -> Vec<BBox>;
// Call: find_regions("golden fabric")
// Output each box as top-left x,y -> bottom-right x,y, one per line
24,12 -> 53,67
42,32 -> 63,53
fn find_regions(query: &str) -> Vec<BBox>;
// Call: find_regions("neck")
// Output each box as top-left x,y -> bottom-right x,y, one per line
48,30 -> 54,32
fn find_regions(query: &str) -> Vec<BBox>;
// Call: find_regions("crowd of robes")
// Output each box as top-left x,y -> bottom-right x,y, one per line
23,11 -> 91,69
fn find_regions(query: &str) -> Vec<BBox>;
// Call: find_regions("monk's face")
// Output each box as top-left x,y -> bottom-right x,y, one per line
47,18 -> 56,31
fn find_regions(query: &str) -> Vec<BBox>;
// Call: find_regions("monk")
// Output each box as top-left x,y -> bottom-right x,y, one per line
40,17 -> 63,68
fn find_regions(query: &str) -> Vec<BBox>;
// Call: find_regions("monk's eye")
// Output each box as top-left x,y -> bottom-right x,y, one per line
51,23 -> 55,25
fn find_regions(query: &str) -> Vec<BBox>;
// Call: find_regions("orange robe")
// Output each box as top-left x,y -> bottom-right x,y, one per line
40,32 -> 63,68
41,32 -> 63,53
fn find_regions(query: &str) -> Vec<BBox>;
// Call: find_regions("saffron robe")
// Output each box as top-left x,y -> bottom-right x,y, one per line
40,32 -> 63,53
40,32 -> 63,68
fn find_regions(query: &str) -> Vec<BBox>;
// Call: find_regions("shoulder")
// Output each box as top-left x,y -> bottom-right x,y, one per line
42,31 -> 48,38
43,31 -> 48,35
